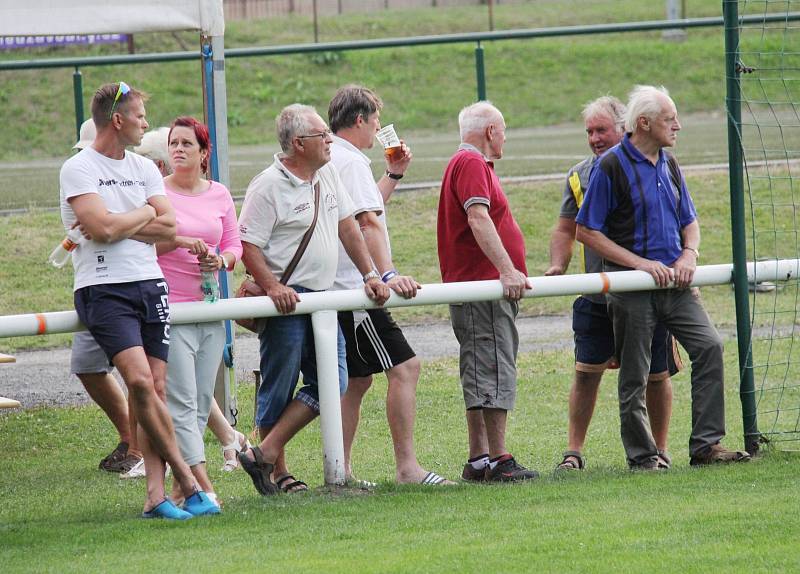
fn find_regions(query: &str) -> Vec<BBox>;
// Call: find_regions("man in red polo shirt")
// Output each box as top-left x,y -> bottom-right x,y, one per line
437,101 -> 538,482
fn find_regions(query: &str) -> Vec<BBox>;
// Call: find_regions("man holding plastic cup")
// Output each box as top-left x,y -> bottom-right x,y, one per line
328,85 -> 452,486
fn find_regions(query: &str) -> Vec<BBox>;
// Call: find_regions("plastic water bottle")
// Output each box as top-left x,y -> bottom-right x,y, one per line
48,228 -> 83,268
201,271 -> 219,303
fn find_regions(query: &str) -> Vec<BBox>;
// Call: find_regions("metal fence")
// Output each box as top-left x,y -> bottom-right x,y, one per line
223,0 -> 508,20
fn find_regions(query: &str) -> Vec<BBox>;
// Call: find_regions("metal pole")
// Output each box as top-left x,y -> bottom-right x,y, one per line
475,41 -> 486,101
311,310 -> 346,486
4,261 -> 799,338
313,0 -> 319,44
72,67 -> 84,142
201,39 -> 217,180
723,0 -> 759,454
202,35 -> 237,424
663,0 -> 686,40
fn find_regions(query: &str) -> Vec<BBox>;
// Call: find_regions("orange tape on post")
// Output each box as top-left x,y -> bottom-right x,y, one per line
599,272 -> 611,294
35,313 -> 47,335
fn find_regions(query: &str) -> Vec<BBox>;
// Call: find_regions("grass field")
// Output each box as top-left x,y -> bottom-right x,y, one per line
3,3 -> 800,571
0,112 -> 763,210
1,345 -> 798,573
0,168 -> 742,353
0,0 -> 764,162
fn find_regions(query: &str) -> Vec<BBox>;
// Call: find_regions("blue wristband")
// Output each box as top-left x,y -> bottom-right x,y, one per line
381,270 -> 398,283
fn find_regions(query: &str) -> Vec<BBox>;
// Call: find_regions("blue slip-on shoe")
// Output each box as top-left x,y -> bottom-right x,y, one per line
141,498 -> 193,520
183,490 -> 222,517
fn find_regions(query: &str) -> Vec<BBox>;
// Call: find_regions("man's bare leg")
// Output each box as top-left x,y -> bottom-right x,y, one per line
112,347 -> 199,510
466,408 -> 489,459
341,375 -> 373,478
127,396 -> 140,456
384,357 -> 434,483
259,400 -> 316,463
482,408 -> 508,459
646,377 -> 673,453
566,370 -> 604,453
78,372 -> 132,445
258,425 -> 288,479
245,401 -> 316,479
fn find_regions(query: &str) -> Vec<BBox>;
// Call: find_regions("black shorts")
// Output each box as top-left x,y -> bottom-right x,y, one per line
74,279 -> 171,364
337,309 -> 416,378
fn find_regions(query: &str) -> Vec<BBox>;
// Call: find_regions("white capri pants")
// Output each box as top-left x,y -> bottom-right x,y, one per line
166,321 -> 226,466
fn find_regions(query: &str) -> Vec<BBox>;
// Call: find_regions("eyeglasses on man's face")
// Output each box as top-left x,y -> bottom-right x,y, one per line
297,129 -> 332,141
109,81 -> 131,119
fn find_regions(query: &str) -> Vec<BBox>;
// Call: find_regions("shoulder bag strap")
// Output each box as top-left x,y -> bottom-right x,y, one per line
280,182 -> 321,286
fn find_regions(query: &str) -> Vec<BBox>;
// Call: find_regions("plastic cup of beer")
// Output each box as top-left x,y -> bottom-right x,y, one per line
376,124 -> 403,162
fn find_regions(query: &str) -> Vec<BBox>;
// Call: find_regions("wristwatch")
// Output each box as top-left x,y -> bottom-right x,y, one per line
683,246 -> 700,259
362,270 -> 380,283
385,170 -> 403,180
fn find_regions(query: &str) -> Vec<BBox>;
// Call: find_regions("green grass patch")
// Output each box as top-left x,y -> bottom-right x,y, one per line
0,0 -> 758,161
1,346 -> 798,573
0,169 -> 745,353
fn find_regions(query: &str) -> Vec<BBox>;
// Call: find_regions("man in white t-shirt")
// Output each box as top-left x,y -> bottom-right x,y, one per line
328,85 -> 450,486
236,104 -> 390,496
62,119 -> 142,476
60,82 -> 218,519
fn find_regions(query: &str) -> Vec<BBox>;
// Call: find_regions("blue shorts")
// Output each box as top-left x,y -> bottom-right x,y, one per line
255,286 -> 348,428
572,296 -> 681,380
74,279 -> 171,364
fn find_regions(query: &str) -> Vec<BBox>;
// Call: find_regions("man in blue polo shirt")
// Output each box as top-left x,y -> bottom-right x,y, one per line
576,85 -> 750,468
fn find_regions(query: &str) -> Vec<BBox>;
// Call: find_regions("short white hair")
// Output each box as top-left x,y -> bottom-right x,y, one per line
582,95 -> 626,133
458,101 -> 503,140
625,85 -> 673,133
133,127 -> 170,165
276,103 -> 317,155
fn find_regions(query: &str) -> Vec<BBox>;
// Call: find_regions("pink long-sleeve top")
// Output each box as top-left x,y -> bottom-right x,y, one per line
158,180 -> 243,304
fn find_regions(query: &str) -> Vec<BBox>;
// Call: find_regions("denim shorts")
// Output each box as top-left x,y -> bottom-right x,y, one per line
572,296 -> 681,379
255,286 -> 348,428
74,279 -> 171,363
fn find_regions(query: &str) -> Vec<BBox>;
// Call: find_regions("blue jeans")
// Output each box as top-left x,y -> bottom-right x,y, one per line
255,286 -> 348,428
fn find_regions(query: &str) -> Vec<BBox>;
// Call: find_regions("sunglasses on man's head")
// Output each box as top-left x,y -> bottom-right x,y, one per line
108,81 -> 131,119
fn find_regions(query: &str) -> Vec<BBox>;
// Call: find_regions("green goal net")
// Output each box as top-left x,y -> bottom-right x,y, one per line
726,0 -> 800,450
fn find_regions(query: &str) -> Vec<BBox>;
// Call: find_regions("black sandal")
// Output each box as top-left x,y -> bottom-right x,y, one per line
276,474 -> 309,494
555,450 -> 585,471
237,447 -> 278,495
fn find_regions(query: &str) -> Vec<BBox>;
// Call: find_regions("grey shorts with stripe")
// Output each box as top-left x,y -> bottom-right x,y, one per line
449,300 -> 519,411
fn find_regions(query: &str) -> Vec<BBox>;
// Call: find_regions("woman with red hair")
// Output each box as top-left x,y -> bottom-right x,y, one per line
156,116 -> 242,511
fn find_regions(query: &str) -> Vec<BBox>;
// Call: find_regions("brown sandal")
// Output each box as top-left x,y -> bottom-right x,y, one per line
555,450 -> 585,472
690,443 -> 751,466
276,474 -> 309,494
237,447 -> 278,495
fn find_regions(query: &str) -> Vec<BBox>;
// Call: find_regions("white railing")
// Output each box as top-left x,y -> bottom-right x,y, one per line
1,259 -> 798,484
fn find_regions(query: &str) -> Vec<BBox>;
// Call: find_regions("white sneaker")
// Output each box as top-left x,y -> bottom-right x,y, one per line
120,458 -> 146,479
